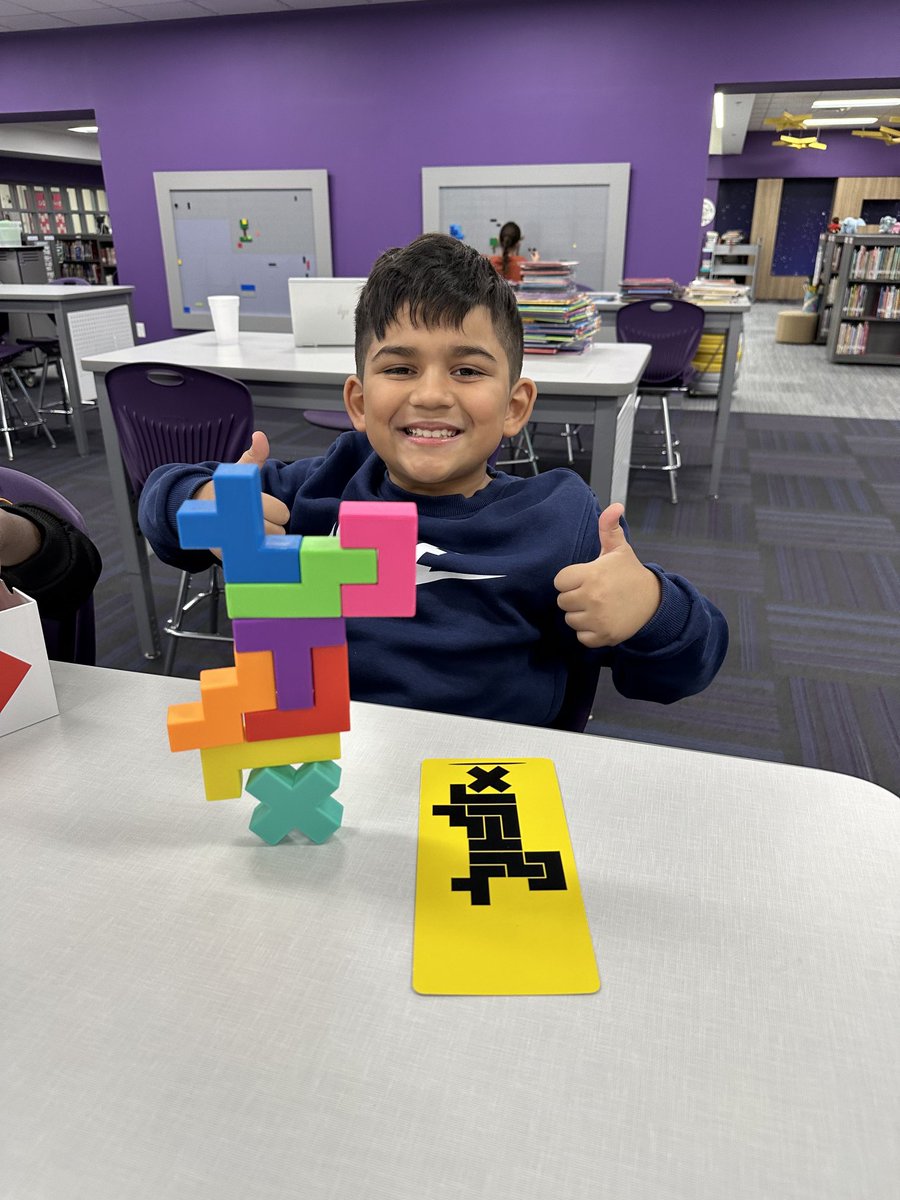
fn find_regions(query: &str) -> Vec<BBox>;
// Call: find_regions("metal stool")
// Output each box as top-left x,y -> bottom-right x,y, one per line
493,424 -> 540,474
0,342 -> 57,460
16,277 -> 93,426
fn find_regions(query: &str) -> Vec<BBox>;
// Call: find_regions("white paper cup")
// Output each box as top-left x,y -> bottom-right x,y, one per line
208,295 -> 240,344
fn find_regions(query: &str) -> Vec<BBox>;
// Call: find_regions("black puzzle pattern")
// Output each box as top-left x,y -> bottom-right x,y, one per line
432,765 -> 567,905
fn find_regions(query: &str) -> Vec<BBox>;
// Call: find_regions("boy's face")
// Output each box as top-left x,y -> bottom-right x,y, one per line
343,305 -> 536,498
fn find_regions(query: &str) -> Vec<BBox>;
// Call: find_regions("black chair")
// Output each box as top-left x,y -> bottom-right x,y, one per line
616,300 -> 705,504
0,342 -> 57,460
16,277 -> 92,425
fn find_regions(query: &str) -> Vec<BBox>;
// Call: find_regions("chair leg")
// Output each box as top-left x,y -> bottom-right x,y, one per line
0,383 -> 14,460
163,570 -> 192,676
208,565 -> 221,635
7,367 -> 56,449
660,394 -> 678,505
522,423 -> 539,476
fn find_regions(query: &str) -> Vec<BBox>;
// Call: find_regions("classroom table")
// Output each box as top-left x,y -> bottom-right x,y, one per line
82,334 -> 650,658
0,283 -> 136,456
593,297 -> 751,498
3,663 -> 898,1200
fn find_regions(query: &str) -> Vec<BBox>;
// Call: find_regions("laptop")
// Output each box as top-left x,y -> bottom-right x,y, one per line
288,277 -> 367,347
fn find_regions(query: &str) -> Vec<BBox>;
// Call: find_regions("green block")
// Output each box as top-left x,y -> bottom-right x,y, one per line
225,542 -> 377,618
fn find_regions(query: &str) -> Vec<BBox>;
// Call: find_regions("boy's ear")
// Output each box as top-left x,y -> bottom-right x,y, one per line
343,375 -> 367,432
503,376 -> 538,436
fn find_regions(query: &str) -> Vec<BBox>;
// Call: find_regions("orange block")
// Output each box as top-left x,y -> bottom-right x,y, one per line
244,643 -> 351,741
167,650 -> 277,752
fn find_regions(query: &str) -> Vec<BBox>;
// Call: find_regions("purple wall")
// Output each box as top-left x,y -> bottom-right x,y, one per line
710,131 -> 900,179
0,0 -> 896,338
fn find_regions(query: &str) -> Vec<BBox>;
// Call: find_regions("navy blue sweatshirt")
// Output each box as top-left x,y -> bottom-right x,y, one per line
138,432 -> 728,726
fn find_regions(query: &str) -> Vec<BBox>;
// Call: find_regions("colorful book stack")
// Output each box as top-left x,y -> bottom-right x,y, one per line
516,261 -> 600,354
166,463 -> 417,845
619,278 -> 679,302
835,322 -> 871,356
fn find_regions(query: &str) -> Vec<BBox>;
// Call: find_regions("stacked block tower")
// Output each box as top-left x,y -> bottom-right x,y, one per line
166,463 -> 417,844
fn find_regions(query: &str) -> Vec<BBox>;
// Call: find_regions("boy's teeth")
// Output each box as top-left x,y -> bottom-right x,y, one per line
407,427 -> 458,439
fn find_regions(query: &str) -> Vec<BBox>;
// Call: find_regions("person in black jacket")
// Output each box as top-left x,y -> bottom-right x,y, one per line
0,498 -> 101,620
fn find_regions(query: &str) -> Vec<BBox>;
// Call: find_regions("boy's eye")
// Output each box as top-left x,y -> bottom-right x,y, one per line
453,366 -> 485,378
383,365 -> 414,375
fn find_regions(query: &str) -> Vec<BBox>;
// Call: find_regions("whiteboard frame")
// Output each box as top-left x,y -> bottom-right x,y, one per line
154,169 -> 333,332
421,163 -> 630,293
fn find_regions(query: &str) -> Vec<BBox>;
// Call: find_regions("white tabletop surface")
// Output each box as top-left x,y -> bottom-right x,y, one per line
82,331 -> 651,394
0,283 -> 134,299
3,663 -> 898,1199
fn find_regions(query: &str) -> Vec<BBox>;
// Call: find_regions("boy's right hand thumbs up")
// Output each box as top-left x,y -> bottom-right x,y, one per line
236,429 -> 270,467
191,429 -> 290,537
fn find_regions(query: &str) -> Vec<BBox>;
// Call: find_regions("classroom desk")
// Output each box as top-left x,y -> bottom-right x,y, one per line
0,283 -> 136,456
3,662 -> 898,1200
82,334 -> 650,658
594,298 -> 750,497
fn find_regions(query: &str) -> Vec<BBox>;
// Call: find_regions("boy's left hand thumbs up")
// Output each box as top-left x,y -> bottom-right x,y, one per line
554,503 -> 662,647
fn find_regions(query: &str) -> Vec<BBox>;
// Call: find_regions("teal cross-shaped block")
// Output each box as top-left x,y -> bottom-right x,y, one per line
176,462 -> 301,584
246,760 -> 343,845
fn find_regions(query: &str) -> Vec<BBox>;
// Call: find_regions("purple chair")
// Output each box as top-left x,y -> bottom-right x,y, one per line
616,299 -> 705,504
16,277 -> 92,425
105,362 -> 254,675
0,464 -> 96,663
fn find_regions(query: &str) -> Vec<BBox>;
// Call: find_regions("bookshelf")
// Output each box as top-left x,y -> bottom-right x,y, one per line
707,242 -> 760,301
826,234 -> 900,366
810,232 -> 848,345
0,180 -> 117,283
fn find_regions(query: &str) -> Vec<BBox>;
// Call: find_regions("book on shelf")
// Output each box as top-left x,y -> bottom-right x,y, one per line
850,244 -> 900,281
836,322 -> 870,356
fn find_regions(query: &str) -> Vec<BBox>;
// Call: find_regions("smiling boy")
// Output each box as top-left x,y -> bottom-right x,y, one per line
139,234 -> 727,727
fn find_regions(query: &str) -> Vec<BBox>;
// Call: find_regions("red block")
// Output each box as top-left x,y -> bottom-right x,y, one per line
244,643 -> 351,740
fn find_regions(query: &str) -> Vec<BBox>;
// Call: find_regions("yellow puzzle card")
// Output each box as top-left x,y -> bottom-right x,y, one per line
413,757 -> 600,995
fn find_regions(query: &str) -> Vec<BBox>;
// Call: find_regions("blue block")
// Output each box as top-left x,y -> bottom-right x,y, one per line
175,463 -> 301,584
246,761 -> 343,845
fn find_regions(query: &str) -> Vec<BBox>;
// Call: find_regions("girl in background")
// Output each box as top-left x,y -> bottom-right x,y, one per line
489,221 -> 538,283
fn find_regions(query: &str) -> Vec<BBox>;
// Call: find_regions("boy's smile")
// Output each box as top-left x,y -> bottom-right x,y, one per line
343,306 -> 536,498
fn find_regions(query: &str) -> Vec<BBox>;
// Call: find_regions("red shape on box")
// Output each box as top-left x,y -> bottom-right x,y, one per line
0,650 -> 31,713
244,643 -> 350,740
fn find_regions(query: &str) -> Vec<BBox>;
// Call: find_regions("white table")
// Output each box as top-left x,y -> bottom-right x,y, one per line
0,283 -> 136,456
593,298 -> 751,498
3,663 -> 898,1200
82,334 -> 649,658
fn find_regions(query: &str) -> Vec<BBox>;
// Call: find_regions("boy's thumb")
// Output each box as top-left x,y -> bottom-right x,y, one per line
236,430 -> 269,467
598,503 -> 627,555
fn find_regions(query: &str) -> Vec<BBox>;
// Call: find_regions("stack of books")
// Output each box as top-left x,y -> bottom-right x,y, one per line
518,260 -> 578,293
516,261 -> 600,354
619,277 -> 679,302
683,278 -> 749,304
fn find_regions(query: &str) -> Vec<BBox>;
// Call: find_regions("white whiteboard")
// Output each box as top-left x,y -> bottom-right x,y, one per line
155,170 -> 332,333
422,164 -> 629,293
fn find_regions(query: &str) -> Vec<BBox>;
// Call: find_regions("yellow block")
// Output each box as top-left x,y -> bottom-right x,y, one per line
199,732 -> 341,800
413,757 -> 599,995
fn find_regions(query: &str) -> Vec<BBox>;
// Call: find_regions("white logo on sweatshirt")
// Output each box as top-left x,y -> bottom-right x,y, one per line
415,542 -> 505,586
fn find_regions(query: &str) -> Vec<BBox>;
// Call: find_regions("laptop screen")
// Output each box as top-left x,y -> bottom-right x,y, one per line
288,277 -> 367,347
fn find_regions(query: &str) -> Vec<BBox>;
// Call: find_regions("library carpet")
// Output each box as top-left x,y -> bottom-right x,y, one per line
6,397 -> 900,798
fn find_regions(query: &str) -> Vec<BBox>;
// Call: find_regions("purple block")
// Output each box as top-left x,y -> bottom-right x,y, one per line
232,617 -> 346,711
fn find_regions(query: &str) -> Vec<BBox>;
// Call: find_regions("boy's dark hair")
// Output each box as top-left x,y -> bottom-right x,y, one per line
355,233 -> 524,381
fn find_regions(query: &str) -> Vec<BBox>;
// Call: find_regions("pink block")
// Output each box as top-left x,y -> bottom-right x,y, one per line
338,501 -> 417,618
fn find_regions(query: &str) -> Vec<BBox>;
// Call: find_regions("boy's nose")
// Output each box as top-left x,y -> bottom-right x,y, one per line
409,370 -> 453,407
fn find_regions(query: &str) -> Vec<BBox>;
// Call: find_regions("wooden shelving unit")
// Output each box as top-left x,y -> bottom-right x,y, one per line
827,234 -> 900,366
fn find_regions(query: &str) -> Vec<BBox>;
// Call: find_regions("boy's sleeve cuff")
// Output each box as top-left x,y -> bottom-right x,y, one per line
620,567 -> 691,652
164,470 -> 215,534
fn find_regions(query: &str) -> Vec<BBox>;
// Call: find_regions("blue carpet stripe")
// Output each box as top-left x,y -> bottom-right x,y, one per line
747,451 -> 865,479
756,509 -> 899,552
